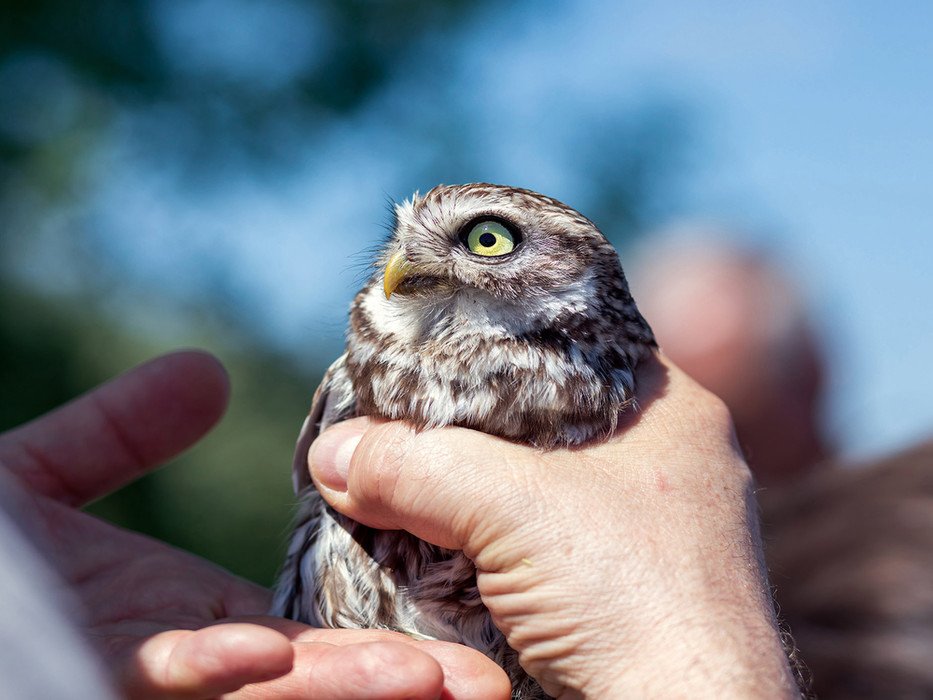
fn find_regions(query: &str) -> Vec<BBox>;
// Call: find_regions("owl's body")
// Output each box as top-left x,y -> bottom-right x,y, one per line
272,184 -> 655,699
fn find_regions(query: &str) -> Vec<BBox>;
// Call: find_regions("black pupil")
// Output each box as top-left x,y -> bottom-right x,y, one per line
478,232 -> 497,247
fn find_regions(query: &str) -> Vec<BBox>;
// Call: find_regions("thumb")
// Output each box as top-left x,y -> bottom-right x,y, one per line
308,417 -> 544,560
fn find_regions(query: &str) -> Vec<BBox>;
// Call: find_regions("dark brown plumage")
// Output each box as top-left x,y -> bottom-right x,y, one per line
272,183 -> 655,698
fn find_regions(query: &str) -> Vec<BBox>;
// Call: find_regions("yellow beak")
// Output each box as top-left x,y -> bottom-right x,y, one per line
383,249 -> 415,299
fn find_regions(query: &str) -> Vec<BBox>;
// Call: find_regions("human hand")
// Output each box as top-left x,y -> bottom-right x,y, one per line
0,351 -> 509,700
306,353 -> 801,699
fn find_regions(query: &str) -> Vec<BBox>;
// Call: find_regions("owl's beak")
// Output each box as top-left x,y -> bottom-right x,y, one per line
383,250 -> 416,299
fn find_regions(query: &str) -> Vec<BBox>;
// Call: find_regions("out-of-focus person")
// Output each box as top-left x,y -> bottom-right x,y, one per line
629,234 -> 830,486
631,230 -> 933,698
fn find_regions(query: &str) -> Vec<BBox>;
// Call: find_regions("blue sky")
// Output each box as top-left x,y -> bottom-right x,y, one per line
72,0 -> 931,459
625,1 -> 933,458
569,1 -> 933,457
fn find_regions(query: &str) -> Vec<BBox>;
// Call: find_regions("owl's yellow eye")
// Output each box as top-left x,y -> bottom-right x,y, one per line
465,220 -> 516,257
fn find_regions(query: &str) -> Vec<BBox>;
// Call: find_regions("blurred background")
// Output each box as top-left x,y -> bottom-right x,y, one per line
2,0 -> 931,597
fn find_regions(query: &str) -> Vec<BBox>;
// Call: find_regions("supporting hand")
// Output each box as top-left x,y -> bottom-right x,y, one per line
0,351 -> 509,700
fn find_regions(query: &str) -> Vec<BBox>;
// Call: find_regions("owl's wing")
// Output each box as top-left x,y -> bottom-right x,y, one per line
292,353 -> 358,494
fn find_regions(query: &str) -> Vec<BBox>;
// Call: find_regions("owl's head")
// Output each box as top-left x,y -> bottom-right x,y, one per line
370,184 -> 632,338
344,183 -> 655,441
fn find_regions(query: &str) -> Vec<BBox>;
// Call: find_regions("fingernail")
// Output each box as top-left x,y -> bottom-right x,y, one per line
309,423 -> 365,492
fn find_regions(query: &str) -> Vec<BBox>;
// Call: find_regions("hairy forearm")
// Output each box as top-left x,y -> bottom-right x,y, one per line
585,487 -> 800,699
595,597 -> 799,699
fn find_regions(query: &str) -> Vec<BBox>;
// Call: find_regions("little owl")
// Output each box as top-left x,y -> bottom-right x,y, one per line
272,183 -> 656,699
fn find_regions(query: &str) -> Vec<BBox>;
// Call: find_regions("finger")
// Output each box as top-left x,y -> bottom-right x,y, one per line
309,417 -> 529,556
0,350 -> 229,506
117,623 -> 293,700
411,639 -> 513,700
232,641 -> 444,700
226,616 -> 512,700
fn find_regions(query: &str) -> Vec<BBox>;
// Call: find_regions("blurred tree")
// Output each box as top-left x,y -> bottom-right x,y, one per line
0,277 -> 319,584
0,0 -> 692,585
0,0 -> 491,178
0,0 -> 533,587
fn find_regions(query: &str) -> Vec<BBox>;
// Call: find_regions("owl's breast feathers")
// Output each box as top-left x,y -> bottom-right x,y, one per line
342,265 -> 655,447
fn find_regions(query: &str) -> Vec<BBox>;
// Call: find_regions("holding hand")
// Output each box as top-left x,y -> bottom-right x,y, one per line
306,354 -> 800,699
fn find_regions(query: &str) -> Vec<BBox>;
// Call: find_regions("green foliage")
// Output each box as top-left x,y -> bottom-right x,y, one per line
0,0 -> 494,175
87,340 -> 320,586
0,284 -> 97,430
0,280 -> 322,585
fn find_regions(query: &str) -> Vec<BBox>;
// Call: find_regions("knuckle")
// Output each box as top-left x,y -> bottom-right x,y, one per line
701,391 -> 735,434
353,421 -> 416,507
667,379 -> 742,458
